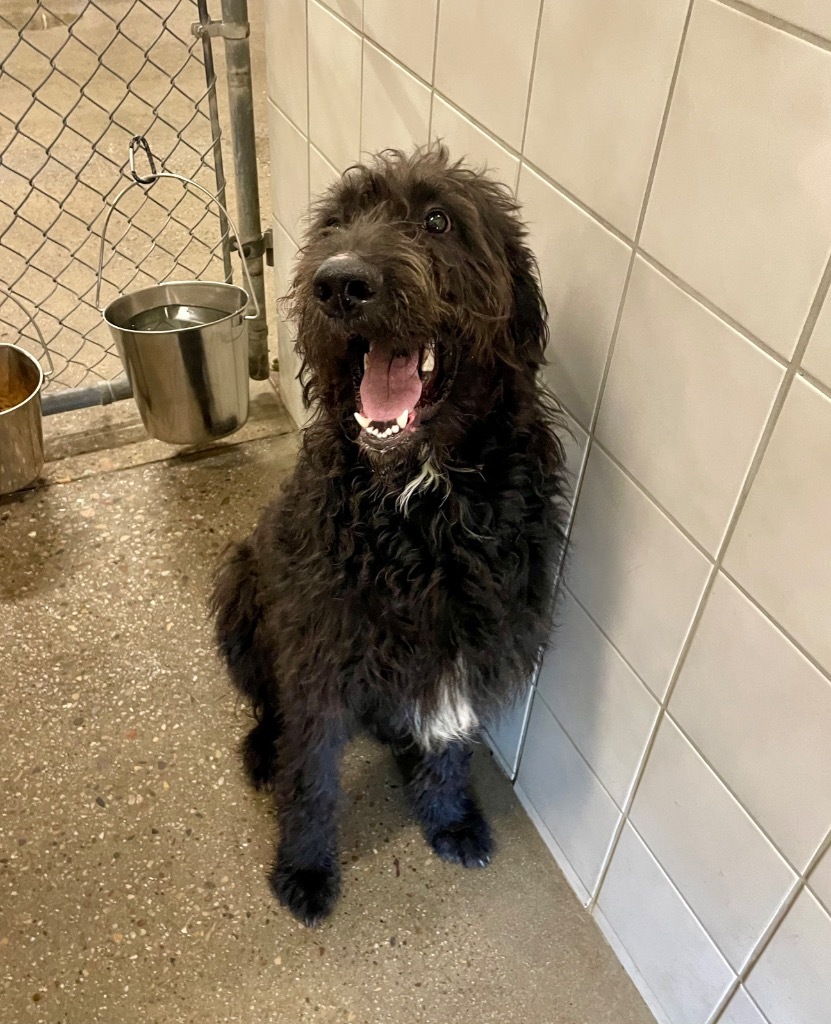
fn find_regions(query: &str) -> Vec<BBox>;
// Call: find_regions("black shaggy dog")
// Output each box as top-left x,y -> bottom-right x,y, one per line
212,147 -> 569,927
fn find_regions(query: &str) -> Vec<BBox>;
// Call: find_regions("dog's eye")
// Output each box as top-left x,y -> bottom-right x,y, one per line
324,216 -> 341,229
424,209 -> 451,234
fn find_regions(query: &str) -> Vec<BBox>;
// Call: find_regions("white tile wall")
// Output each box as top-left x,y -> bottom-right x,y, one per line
810,843 -> 831,914
725,377 -> 831,674
746,890 -> 831,1024
309,143 -> 339,203
518,165 -> 631,428
265,3 -> 831,1020
536,588 -> 657,807
363,0 -> 437,82
517,695 -> 620,895
308,1 -> 362,170
430,96 -> 520,192
670,575 -> 831,869
484,689 -> 532,778
567,447 -> 710,698
597,258 -> 783,553
630,718 -> 794,969
319,0 -> 361,31
434,0 -> 541,150
271,221 -> 305,428
525,0 -> 688,237
267,101 -> 309,243
596,824 -> 733,1024
559,414 -> 589,504
361,42 -> 431,156
641,0 -> 831,357
265,0 -> 307,132
718,988 -> 768,1024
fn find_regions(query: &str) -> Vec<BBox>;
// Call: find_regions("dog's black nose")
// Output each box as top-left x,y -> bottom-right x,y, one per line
313,254 -> 381,317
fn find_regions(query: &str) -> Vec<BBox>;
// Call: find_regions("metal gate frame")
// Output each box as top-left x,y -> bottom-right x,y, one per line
31,0 -> 269,416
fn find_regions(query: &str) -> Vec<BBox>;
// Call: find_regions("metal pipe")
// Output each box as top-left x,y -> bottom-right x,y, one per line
219,0 -> 269,380
42,377 -> 133,415
196,0 -> 234,284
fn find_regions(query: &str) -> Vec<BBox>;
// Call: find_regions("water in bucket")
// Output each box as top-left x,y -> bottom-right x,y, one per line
124,303 -> 229,333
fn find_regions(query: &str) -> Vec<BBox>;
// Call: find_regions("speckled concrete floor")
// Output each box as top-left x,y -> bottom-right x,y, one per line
0,395 -> 654,1024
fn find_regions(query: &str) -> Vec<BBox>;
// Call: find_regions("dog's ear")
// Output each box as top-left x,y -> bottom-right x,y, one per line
506,238 -> 549,371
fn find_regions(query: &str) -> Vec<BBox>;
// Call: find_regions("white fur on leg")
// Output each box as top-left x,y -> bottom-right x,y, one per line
413,681 -> 479,751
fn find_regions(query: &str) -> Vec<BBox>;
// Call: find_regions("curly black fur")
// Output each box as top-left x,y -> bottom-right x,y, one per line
212,147 -> 569,926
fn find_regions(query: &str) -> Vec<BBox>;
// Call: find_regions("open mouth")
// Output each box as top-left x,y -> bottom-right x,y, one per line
350,338 -> 447,449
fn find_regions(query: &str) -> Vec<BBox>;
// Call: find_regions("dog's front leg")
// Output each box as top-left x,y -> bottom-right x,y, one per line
403,741 -> 493,869
269,710 -> 347,927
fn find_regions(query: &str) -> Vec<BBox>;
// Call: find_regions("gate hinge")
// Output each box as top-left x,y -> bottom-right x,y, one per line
229,232 -> 270,262
230,229 -> 272,264
262,228 -> 274,267
191,20 -> 250,40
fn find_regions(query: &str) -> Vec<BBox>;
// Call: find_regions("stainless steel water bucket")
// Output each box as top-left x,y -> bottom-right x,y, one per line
96,138 -> 259,446
0,293 -> 54,495
103,280 -> 250,445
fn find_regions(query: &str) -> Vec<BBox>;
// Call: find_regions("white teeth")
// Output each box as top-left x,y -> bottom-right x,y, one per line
355,411 -> 405,439
421,347 -> 435,374
363,353 -> 367,370
396,409 -> 409,429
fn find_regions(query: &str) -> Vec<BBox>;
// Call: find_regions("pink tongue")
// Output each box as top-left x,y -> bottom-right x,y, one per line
360,349 -> 423,422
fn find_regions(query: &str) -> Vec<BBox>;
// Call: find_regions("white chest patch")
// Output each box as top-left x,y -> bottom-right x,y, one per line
413,682 -> 479,751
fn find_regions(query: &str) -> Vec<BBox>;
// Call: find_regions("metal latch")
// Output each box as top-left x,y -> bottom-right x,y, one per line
191,20 -> 250,40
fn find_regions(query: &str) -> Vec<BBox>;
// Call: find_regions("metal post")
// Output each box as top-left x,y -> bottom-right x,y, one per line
219,0 -> 269,380
197,0 -> 234,284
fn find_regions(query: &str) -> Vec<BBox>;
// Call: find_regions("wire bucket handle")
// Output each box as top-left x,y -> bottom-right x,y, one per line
0,286 -> 55,384
95,135 -> 259,320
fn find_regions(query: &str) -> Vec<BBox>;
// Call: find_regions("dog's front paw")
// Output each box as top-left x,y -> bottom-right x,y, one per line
241,720 -> 277,790
429,810 -> 493,868
269,863 -> 340,927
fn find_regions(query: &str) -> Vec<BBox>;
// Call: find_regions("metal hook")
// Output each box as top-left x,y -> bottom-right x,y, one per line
96,141 -> 260,320
129,135 -> 158,185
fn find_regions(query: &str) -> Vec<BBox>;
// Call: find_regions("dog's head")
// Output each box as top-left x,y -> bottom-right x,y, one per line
288,146 -> 547,458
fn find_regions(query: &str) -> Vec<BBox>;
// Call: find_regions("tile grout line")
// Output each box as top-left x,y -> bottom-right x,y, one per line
305,0 -> 312,210
583,0 -> 696,912
357,0 -> 365,158
708,826 -> 831,1024
484,0 -> 546,778
517,0 -> 547,160
800,364 -> 831,403
715,0 -> 831,52
427,0 -> 442,140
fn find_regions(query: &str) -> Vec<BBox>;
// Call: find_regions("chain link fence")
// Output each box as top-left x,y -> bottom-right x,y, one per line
0,0 -> 233,391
